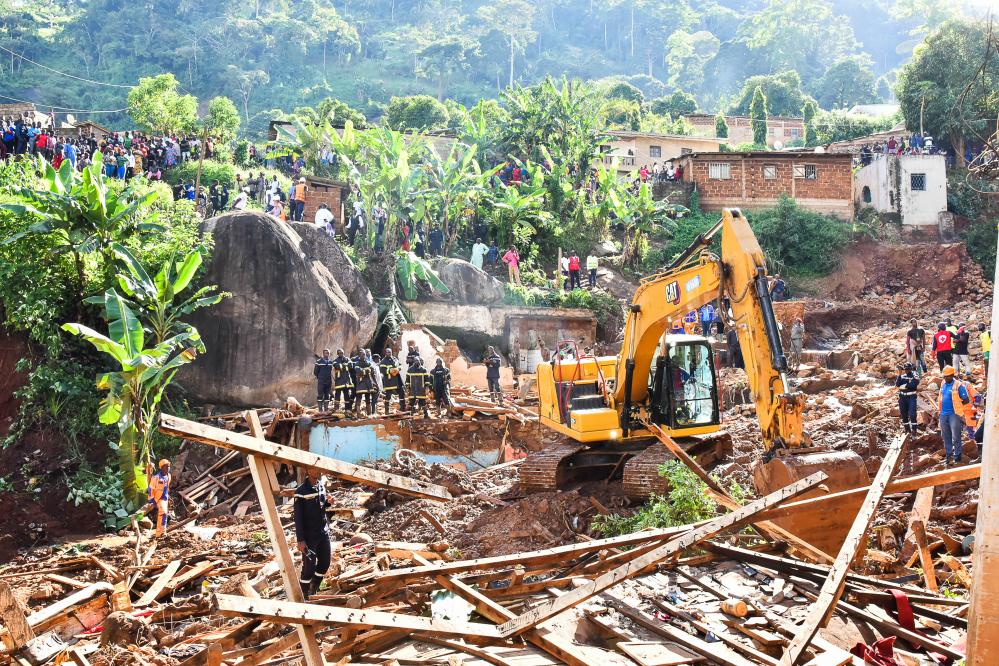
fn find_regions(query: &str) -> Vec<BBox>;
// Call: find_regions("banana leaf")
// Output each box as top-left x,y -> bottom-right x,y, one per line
395,251 -> 450,300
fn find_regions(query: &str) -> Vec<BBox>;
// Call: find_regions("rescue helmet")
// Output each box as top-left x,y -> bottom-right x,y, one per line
942,366 -> 956,376
902,363 -> 914,372
159,458 -> 171,468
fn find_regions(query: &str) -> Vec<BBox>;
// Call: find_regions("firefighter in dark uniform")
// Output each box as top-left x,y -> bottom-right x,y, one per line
484,345 -> 503,405
293,467 -> 330,599
331,349 -> 354,412
430,358 -> 451,417
407,357 -> 431,418
313,349 -> 334,412
379,348 -> 406,415
405,340 -> 422,367
353,356 -> 377,416
895,363 -> 920,434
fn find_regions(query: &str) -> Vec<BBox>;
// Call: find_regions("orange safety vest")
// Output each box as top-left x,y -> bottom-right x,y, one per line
148,471 -> 171,502
293,183 -> 307,201
965,383 -> 980,428
938,381 -> 972,420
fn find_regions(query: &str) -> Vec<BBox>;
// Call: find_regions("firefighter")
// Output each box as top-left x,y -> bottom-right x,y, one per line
331,349 -> 354,413
314,349 -> 334,411
894,363 -> 919,434
484,346 -> 503,405
405,340 -> 422,367
407,357 -> 431,418
147,459 -> 171,537
353,356 -> 377,416
379,348 -> 406,414
430,358 -> 451,417
293,467 -> 331,599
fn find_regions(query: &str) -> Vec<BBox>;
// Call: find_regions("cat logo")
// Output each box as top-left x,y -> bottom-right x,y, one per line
664,281 -> 681,304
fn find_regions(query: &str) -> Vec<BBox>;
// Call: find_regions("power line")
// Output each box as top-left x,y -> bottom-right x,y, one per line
0,44 -> 133,88
0,93 -> 126,114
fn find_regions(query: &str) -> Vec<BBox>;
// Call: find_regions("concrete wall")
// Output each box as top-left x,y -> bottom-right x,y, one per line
680,153 -> 854,220
854,155 -> 947,227
402,301 -> 597,371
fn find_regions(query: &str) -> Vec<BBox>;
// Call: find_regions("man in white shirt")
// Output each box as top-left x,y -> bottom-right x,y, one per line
232,188 -> 249,210
470,238 -> 488,269
315,203 -> 335,237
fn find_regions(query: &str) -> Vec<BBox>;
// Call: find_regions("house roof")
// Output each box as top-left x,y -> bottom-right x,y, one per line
684,113 -> 804,123
74,119 -> 112,133
680,150 -> 853,160
605,130 -> 721,143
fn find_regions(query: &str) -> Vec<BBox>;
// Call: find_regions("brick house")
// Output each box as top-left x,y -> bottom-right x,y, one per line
301,176 -> 349,230
684,113 -> 805,148
678,151 -> 855,219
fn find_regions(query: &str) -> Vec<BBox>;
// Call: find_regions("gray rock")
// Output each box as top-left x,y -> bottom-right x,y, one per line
433,258 -> 505,305
182,212 -> 376,406
591,239 -> 619,257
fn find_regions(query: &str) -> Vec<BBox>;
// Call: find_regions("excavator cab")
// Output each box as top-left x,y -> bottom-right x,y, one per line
648,335 -> 720,432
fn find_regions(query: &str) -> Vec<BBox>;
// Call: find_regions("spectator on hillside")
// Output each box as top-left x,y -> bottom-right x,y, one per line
315,203 -> 335,235
428,226 -> 444,256
232,188 -> 249,211
568,252 -> 581,290
486,241 -> 499,268
502,245 -> 521,286
470,237 -> 488,269
586,253 -> 598,288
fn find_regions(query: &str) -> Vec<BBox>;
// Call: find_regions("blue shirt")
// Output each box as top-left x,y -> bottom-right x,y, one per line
700,304 -> 715,322
940,381 -> 969,416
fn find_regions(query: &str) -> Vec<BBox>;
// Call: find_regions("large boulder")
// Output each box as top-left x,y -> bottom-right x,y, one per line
182,212 -> 377,406
433,258 -> 505,305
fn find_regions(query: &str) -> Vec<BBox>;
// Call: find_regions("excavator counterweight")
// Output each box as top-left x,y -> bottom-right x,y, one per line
524,208 -> 869,500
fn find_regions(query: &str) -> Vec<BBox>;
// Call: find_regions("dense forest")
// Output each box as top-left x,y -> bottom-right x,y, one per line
0,0 -> 985,136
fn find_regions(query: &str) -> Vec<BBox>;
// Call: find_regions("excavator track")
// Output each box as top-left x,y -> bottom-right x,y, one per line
622,443 -> 672,499
519,443 -> 587,494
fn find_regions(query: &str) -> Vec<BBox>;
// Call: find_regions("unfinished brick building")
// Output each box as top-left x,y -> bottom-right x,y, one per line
678,151 -> 855,220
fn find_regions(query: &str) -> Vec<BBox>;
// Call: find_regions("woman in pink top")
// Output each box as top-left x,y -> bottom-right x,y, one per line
502,246 -> 522,286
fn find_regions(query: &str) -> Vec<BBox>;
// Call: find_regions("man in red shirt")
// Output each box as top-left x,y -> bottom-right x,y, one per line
568,252 -> 581,290
932,322 -> 953,371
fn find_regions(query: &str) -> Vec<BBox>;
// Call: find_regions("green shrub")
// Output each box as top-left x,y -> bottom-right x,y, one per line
234,140 -> 251,167
948,169 -> 995,220
961,220 -> 998,279
593,461 -> 719,535
164,159 -> 236,189
747,195 -> 849,277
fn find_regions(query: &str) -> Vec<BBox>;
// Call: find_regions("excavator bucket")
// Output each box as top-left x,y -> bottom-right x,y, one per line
752,449 -> 870,498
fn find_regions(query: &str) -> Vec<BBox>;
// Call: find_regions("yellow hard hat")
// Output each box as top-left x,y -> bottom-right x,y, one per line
942,366 -> 956,376
159,459 -> 171,468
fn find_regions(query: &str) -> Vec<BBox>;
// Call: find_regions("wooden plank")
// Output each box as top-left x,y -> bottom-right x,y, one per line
134,560 -> 182,607
368,524 -> 693,586
243,411 -> 324,666
758,463 -> 981,522
206,643 -> 222,666
778,435 -> 906,666
911,520 -> 938,592
161,560 -> 219,597
898,487 -> 934,565
497,471 -> 828,637
212,593 -> 503,637
159,413 -> 452,501
645,423 -> 834,565
617,641 -> 703,666
0,581 -> 35,649
45,575 -> 89,590
940,555 -> 973,588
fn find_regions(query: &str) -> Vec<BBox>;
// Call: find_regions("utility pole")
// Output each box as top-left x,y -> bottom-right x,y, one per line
919,95 -> 925,137
967,231 -> 999,663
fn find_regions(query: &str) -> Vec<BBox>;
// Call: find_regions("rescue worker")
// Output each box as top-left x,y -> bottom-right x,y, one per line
980,323 -> 991,376
953,324 -> 971,375
484,345 -> 503,405
293,466 -> 331,599
331,349 -> 354,413
939,365 -> 971,465
405,340 -> 422,367
895,363 -> 919,434
407,357 -> 431,418
789,318 -> 805,360
314,349 -> 334,412
147,459 -> 171,537
932,323 -> 953,371
353,356 -> 377,416
379,347 -> 406,414
964,375 -> 981,443
430,358 -> 451,417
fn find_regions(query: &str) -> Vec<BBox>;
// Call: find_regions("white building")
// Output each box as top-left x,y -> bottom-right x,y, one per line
855,154 -> 947,228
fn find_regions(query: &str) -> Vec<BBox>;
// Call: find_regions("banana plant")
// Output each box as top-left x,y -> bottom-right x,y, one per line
0,152 -> 160,314
63,289 -> 204,509
419,143 -> 491,253
109,244 -> 225,345
64,246 -> 222,511
395,250 -> 450,300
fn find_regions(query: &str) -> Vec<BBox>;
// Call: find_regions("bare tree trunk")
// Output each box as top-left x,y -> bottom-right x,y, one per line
509,36 -> 516,88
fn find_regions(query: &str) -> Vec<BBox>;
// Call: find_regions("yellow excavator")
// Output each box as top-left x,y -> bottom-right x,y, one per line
526,208 -> 869,498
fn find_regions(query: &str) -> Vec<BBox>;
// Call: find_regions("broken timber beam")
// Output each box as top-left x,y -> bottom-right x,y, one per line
495,471 -> 829,637
243,411 -> 324,666
211,593 -> 504,638
159,413 -> 451,501
778,434 -> 905,666
0,582 -> 35,650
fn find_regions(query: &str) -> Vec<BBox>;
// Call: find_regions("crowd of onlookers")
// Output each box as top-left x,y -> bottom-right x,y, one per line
857,133 -> 939,165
